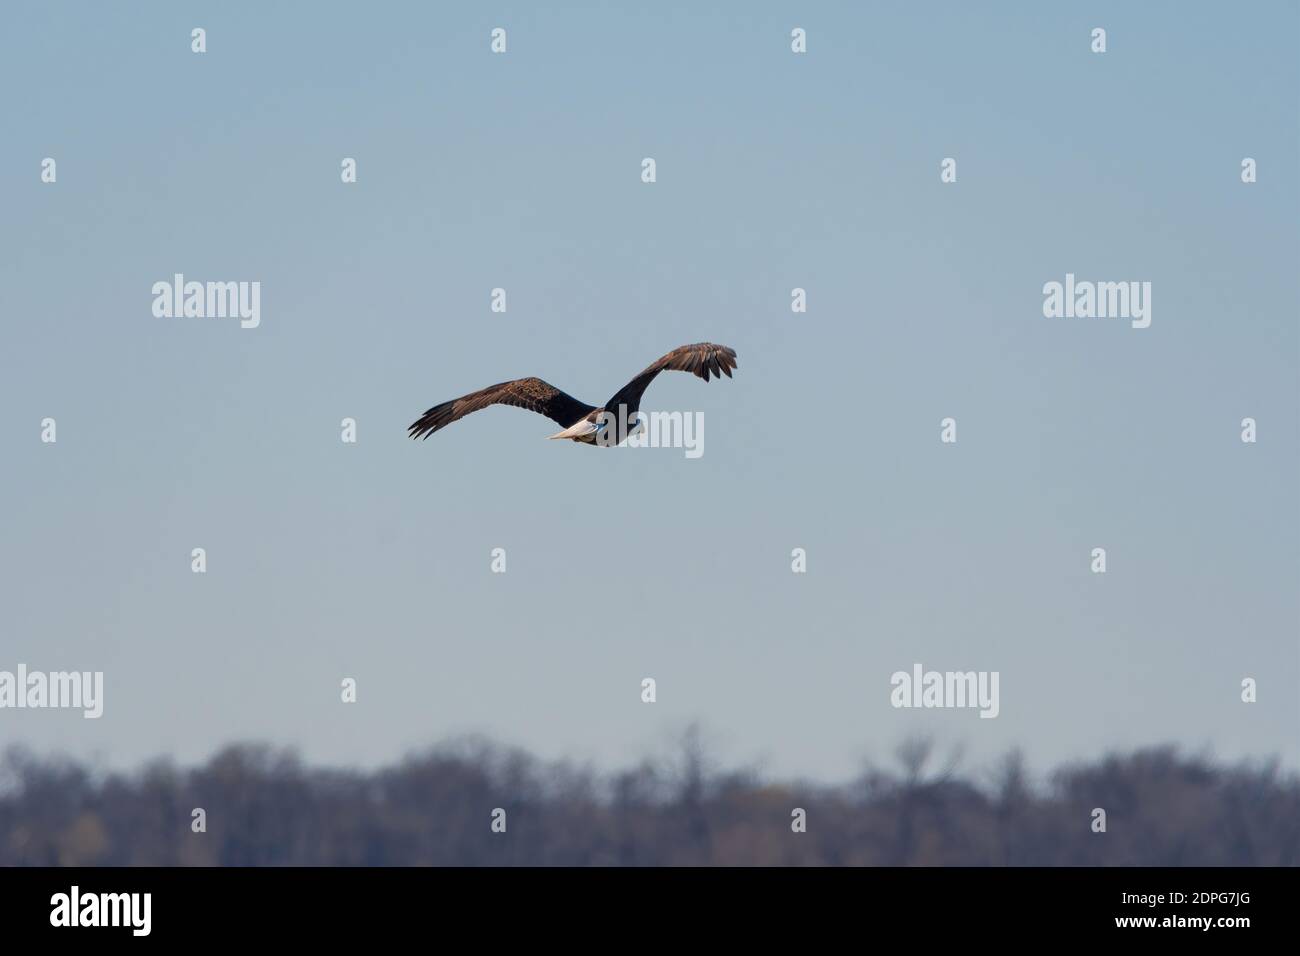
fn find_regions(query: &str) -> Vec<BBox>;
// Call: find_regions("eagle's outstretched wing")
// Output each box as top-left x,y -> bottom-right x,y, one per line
605,343 -> 738,412
408,377 -> 595,440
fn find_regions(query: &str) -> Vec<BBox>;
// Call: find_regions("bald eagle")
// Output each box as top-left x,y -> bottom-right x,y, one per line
408,342 -> 738,445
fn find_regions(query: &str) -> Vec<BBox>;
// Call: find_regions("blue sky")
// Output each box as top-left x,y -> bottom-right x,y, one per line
1,1 -> 1296,780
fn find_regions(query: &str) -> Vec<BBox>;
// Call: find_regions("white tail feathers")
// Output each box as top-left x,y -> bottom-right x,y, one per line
547,418 -> 600,440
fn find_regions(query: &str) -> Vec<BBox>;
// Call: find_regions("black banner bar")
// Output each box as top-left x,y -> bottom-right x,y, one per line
1,866 -> 1282,942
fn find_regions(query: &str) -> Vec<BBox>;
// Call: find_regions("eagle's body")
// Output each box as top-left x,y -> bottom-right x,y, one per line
408,343 -> 738,445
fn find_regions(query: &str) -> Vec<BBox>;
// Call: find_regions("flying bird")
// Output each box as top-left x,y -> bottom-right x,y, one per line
408,342 -> 738,445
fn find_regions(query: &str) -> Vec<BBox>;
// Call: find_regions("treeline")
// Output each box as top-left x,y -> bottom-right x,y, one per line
1,734 -> 1295,866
